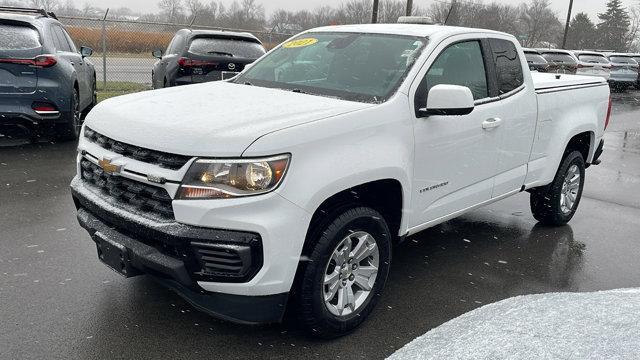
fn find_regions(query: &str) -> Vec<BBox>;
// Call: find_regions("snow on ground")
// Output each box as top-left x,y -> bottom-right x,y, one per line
389,288 -> 640,360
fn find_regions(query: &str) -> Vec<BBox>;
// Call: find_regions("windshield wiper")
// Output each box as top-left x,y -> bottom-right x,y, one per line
291,88 -> 307,94
207,51 -> 234,57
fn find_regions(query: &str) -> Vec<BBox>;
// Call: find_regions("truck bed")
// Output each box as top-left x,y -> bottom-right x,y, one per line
531,72 -> 607,91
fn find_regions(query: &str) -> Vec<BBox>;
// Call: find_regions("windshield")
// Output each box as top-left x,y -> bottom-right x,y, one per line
524,53 -> 546,64
0,24 -> 40,50
578,54 -> 608,64
188,37 -> 266,59
609,56 -> 637,64
235,32 -> 427,103
541,53 -> 576,63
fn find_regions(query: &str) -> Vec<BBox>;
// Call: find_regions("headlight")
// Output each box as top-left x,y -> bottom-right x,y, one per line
177,154 -> 290,199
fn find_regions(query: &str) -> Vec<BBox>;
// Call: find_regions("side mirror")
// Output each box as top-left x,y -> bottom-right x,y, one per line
420,84 -> 475,117
80,46 -> 93,58
152,49 -> 163,59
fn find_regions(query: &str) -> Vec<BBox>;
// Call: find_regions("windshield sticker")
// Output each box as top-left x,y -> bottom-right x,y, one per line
283,38 -> 318,49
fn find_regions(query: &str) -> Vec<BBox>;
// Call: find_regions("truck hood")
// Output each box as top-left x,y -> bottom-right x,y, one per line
85,81 -> 373,157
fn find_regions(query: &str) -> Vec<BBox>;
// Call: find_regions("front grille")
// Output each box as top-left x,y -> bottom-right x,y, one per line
84,127 -> 191,170
80,158 -> 174,220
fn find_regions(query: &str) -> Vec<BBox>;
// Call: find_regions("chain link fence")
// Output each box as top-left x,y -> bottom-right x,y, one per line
58,15 -> 292,86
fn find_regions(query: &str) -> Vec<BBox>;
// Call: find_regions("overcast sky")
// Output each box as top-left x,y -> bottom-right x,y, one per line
77,0 -> 631,22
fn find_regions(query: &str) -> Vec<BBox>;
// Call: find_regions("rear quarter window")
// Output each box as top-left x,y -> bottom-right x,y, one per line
0,24 -> 41,50
489,39 -> 524,94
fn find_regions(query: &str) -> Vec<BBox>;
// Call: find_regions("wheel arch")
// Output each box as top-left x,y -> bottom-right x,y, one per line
301,178 -> 405,258
564,130 -> 594,164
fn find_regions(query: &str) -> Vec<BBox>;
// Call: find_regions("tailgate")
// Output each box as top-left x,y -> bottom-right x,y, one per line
186,53 -> 255,82
0,22 -> 43,95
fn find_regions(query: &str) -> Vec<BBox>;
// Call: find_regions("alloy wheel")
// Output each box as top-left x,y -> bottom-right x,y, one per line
560,164 -> 581,214
323,231 -> 379,317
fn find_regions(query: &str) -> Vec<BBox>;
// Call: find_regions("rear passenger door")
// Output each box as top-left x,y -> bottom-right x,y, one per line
485,38 -> 538,197
50,24 -> 87,105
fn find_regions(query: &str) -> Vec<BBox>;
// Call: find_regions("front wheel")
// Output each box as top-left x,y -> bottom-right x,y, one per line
297,206 -> 392,338
530,151 -> 585,226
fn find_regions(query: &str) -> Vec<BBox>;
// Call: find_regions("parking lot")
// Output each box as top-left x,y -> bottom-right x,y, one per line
0,90 -> 638,359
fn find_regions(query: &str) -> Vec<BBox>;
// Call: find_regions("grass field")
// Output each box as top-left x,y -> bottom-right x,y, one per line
97,81 -> 151,102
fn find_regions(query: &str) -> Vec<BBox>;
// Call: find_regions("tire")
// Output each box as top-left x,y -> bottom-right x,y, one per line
82,79 -> 97,119
530,151 -> 585,226
297,206 -> 392,338
56,87 -> 82,141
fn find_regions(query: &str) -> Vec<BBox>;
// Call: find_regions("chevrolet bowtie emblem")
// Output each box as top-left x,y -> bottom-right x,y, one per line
98,158 -> 122,174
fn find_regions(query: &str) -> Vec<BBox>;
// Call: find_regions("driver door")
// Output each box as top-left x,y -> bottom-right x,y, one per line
409,38 -> 502,229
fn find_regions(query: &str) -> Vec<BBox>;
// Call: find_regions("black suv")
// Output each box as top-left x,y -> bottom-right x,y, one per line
0,7 -> 96,141
152,29 -> 266,88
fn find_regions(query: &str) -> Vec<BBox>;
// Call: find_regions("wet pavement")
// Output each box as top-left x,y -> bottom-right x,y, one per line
1,92 -> 640,360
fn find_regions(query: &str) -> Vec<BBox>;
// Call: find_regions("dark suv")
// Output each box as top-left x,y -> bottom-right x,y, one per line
152,29 -> 266,88
0,7 -> 96,141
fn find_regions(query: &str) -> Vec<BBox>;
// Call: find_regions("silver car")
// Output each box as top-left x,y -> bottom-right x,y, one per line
605,53 -> 639,89
572,51 -> 611,81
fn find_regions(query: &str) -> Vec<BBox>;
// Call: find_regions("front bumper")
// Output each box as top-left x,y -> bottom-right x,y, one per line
71,177 -> 291,324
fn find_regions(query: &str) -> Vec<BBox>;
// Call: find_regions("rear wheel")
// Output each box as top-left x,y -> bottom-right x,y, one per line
297,206 -> 391,338
82,79 -> 97,119
530,151 -> 585,226
56,87 -> 81,141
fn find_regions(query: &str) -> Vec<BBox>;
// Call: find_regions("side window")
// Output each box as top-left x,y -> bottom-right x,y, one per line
415,40 -> 488,111
60,27 -> 78,52
51,26 -> 71,52
488,38 -> 524,94
169,34 -> 186,55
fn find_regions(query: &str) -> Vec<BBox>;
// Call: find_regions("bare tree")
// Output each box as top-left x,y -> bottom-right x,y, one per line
186,0 -> 204,21
30,0 -> 60,11
313,6 -> 337,26
519,0 -> 562,47
378,0 -> 405,23
339,0 -> 372,24
158,0 -> 184,23
624,5 -> 640,51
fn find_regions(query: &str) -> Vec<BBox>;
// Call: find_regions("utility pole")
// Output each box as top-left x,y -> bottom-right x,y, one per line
406,0 -> 413,16
561,0 -> 574,49
101,8 -> 109,88
372,0 -> 379,23
445,0 -> 457,25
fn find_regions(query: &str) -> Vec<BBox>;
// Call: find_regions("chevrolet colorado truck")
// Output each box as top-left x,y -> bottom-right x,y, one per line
71,24 -> 610,338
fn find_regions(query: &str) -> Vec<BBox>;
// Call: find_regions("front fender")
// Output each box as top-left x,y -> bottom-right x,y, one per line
243,95 -> 415,235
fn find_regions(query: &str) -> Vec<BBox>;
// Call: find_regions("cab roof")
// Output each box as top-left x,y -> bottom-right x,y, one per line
308,23 -> 513,40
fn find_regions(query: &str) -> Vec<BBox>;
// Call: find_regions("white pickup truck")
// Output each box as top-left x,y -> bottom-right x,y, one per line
71,23 -> 610,338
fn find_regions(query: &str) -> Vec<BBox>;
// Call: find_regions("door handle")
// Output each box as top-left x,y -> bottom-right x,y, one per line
482,117 -> 503,130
